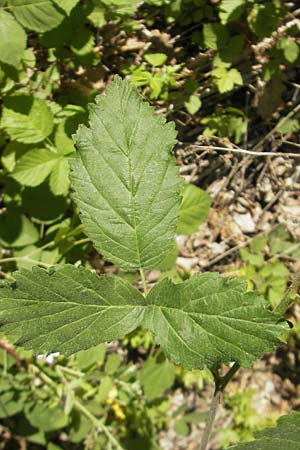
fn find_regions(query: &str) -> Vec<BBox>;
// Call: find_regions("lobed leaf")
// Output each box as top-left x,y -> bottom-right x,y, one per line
0,267 -> 285,370
70,76 -> 183,271
227,411 -> 300,449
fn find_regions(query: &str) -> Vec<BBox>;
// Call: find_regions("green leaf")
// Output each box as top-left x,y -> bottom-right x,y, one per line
1,95 -> 54,144
203,23 -> 229,50
75,343 -> 106,370
21,183 -> 68,223
49,158 -> 70,196
144,53 -> 168,67
184,95 -> 202,115
12,149 -> 58,186
25,403 -> 68,432
71,76 -> 183,271
174,418 -> 189,436
248,2 -> 283,38
177,184 -> 211,235
1,142 -> 30,173
140,357 -> 176,401
0,391 -> 27,418
0,265 -> 145,355
214,68 -> 243,93
144,273 -> 286,370
219,0 -> 246,25
280,38 -> 299,64
8,0 -> 65,32
227,411 -> 300,449
0,10 -> 26,67
53,0 -> 79,15
0,208 -> 39,248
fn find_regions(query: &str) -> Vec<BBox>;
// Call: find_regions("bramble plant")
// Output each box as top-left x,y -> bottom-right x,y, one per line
0,77 -> 297,450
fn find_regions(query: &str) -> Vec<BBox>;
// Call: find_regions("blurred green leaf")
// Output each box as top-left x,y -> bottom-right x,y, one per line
1,95 -> 54,144
177,184 -> 211,235
0,10 -> 26,67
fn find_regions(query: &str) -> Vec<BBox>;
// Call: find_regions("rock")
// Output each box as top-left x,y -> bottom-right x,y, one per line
233,212 -> 256,233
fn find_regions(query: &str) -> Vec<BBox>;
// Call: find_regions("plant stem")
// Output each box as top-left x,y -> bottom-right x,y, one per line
139,268 -> 148,295
199,362 -> 240,450
199,389 -> 222,450
74,400 -> 125,450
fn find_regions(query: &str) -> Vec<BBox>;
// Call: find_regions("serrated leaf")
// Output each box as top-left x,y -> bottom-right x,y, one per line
0,10 -> 27,67
8,0 -> 65,32
227,412 -> 300,449
144,273 -> 286,370
71,76 -> 183,271
12,149 -> 58,186
0,266 -> 286,370
0,265 -> 145,355
177,184 -> 211,235
1,95 -> 54,144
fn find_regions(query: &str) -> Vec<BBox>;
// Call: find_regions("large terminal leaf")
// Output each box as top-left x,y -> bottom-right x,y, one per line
0,265 -> 145,355
227,412 -> 300,450
70,76 -> 183,271
144,273 -> 287,369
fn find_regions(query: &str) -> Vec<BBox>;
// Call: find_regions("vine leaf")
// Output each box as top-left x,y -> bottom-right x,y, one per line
227,412 -> 300,449
0,265 -> 145,355
144,273 -> 287,369
70,76 -> 183,271
0,267 -> 286,371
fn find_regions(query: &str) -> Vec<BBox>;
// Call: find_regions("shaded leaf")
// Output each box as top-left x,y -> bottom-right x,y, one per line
0,208 -> 39,248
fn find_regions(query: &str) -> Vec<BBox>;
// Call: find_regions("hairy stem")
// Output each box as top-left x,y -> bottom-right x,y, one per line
199,362 -> 240,450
